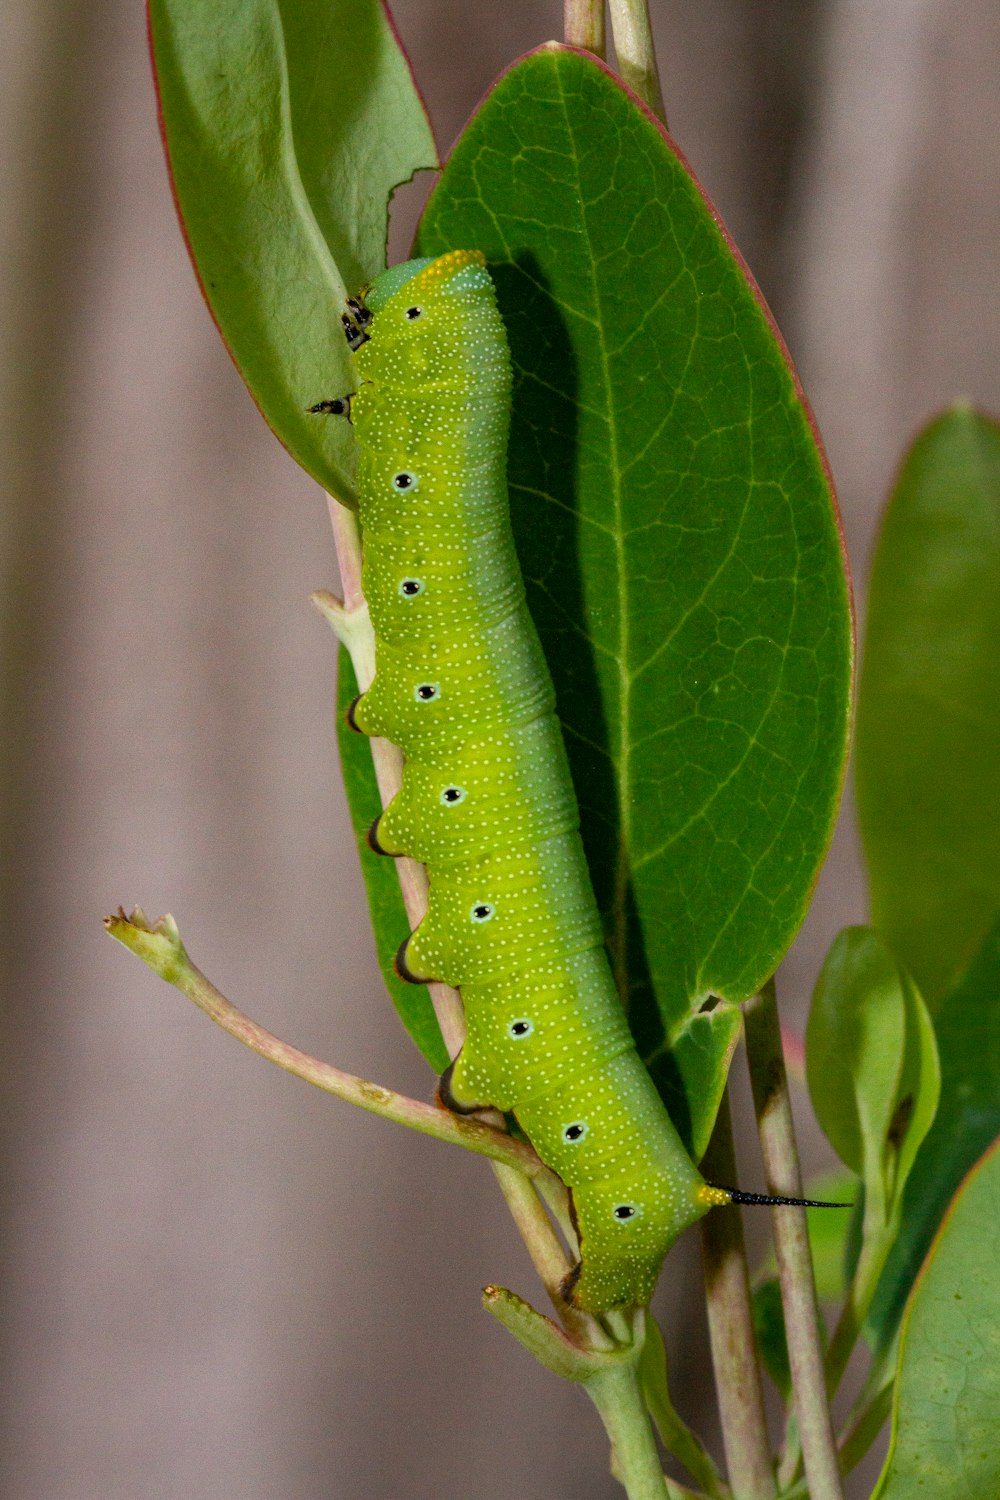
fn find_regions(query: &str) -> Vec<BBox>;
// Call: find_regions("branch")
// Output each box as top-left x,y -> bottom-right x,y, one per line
565,0 -> 606,56
743,980 -> 845,1500
104,906 -> 544,1177
318,497 -> 466,1059
606,0 -> 666,123
699,1089 -> 776,1498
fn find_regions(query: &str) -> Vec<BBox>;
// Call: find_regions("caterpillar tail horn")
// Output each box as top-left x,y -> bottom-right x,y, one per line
707,1184 -> 853,1209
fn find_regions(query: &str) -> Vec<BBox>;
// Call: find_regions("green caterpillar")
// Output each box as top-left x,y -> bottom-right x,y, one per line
321,250 -> 836,1312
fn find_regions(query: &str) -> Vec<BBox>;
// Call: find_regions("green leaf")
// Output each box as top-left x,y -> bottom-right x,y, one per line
149,0 -> 437,504
873,1139 -> 1000,1500
870,912 -> 1000,1352
416,45 -> 852,1148
336,650 -> 448,1072
856,404 -> 1000,1008
806,928 -> 939,1230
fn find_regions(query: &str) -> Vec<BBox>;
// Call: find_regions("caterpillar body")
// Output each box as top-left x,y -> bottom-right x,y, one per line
330,250 -> 826,1312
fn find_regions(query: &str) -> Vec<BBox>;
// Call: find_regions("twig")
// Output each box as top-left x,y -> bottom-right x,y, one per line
565,0 -> 606,56
640,1310 -> 731,1498
743,981 -> 845,1500
699,1090 -> 776,1499
490,1161 -> 612,1351
606,0 -> 666,122
104,907 -> 542,1177
587,1360 -> 676,1500
320,497 -> 466,1058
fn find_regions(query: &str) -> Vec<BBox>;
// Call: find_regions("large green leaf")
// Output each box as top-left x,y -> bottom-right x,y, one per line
856,405 -> 1000,1007
870,912 -> 1000,1352
873,1139 -> 1000,1500
149,0 -> 437,505
415,46 -> 852,1149
336,651 -> 448,1072
806,928 -> 939,1235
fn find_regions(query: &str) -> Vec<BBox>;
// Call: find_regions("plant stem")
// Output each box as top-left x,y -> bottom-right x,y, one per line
490,1160 -> 613,1351
743,981 -> 845,1500
105,907 -> 544,1176
699,1091 -> 776,1499
587,1361 -> 672,1500
606,0 -> 666,122
565,0 -> 606,56
322,497 -> 466,1058
823,1218 -> 896,1398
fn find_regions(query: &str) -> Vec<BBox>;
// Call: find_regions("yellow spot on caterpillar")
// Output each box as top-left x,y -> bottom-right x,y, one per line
697,1185 -> 734,1208
411,248 -> 486,298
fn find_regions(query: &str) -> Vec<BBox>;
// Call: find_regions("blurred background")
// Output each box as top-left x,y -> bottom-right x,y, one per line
1,1 -> 997,1495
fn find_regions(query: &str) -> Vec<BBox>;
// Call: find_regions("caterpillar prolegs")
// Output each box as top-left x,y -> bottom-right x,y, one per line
326,250 -> 837,1312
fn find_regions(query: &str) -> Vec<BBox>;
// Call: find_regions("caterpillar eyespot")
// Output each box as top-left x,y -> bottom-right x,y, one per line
344,251 -> 844,1314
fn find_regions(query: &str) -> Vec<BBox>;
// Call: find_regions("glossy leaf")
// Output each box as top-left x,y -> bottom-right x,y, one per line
149,0 -> 437,505
416,46 -> 852,1150
806,928 -> 939,1230
857,405 -> 1000,1007
874,1139 -> 1000,1500
870,912 -> 1000,1352
336,651 -> 448,1071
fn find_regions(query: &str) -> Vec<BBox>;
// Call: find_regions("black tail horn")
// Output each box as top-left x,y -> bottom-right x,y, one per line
713,1185 -> 853,1209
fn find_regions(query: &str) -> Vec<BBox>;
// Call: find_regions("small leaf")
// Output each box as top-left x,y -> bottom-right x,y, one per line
417,45 -> 852,1147
482,1286 -> 633,1383
857,404 -> 1000,1007
336,650 -> 448,1072
870,912 -> 1000,1352
873,1140 -> 1000,1499
149,0 -> 437,503
806,928 -> 939,1229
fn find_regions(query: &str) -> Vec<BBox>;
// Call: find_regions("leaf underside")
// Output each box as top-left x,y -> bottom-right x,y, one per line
149,0 -> 437,505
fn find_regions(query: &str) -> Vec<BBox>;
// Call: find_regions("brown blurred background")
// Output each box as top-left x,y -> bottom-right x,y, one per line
1,1 -> 997,1496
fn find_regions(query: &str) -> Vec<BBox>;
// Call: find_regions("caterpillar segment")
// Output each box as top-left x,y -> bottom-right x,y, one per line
326,251 -> 841,1312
